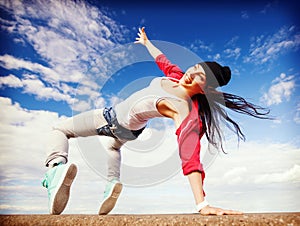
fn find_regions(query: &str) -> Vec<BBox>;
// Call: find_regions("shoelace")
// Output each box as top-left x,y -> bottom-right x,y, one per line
42,173 -> 55,198
41,163 -> 62,189
42,177 -> 49,188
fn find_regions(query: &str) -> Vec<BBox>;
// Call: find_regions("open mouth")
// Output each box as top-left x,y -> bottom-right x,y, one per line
184,74 -> 192,84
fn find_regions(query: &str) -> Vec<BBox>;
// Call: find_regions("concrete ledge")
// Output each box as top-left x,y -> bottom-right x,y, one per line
1,213 -> 299,226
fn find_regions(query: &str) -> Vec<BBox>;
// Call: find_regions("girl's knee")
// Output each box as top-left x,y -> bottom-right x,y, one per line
52,119 -> 75,138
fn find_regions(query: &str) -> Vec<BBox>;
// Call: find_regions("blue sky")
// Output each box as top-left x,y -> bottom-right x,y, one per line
0,0 -> 299,214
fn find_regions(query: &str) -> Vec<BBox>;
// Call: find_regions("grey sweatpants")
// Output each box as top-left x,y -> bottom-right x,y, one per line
45,109 -> 125,181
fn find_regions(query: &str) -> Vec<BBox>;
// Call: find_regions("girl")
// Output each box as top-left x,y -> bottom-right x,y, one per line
42,27 -> 269,215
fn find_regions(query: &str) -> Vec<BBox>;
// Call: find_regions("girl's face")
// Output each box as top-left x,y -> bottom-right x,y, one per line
180,64 -> 207,94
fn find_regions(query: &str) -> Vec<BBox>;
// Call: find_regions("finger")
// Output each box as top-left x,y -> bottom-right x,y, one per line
230,210 -> 243,215
134,38 -> 141,44
214,208 -> 224,215
199,208 -> 210,215
217,211 -> 224,216
205,207 -> 218,215
200,207 -> 217,215
212,207 -> 227,216
223,209 -> 243,215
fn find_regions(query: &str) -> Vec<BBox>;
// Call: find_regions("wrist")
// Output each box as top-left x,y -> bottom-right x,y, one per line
144,39 -> 151,46
196,199 -> 209,212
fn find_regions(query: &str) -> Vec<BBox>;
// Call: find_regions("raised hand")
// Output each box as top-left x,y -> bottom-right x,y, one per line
134,27 -> 148,45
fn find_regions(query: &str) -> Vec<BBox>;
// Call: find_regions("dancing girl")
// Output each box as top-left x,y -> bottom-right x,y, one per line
42,27 -> 269,215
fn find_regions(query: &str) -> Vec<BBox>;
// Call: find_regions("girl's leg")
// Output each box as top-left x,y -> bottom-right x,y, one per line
43,108 -> 125,215
45,109 -> 106,167
99,137 -> 125,215
106,137 -> 125,181
45,108 -> 126,181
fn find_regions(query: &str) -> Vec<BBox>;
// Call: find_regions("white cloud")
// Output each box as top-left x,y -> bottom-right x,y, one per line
0,74 -> 23,88
260,73 -> 295,106
225,36 -> 239,47
206,141 -> 300,186
71,100 -> 91,112
0,55 -> 78,104
0,97 -> 58,202
224,47 -> 241,60
241,11 -> 249,19
208,53 -> 221,61
244,26 -> 300,65
109,95 -> 124,107
187,39 -> 213,53
0,54 -> 61,83
122,126 -> 177,168
260,2 -> 274,14
255,164 -> 300,184
294,103 -> 300,124
223,167 -> 248,185
22,77 -> 77,104
0,0 -> 130,111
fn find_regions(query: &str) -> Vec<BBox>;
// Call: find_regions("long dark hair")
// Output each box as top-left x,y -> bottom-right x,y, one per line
194,87 -> 270,153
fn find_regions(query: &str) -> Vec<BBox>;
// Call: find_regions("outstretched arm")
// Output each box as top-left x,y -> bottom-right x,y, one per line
134,27 -> 162,59
135,27 -> 183,80
188,171 -> 243,215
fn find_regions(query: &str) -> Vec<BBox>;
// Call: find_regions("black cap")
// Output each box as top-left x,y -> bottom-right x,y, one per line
199,61 -> 231,87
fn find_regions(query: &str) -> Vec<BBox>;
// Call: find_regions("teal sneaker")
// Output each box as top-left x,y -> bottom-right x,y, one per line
42,163 -> 77,215
98,179 -> 123,215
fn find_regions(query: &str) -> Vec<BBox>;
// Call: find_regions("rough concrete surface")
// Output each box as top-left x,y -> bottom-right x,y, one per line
1,213 -> 299,226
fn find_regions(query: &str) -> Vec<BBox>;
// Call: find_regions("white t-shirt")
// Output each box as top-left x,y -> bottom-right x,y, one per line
115,77 -> 184,130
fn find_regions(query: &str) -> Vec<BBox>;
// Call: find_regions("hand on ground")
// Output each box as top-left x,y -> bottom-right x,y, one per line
200,205 -> 243,215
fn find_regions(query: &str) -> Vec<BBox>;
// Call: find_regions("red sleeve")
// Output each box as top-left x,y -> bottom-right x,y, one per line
176,126 -> 206,196
155,54 -> 184,80
176,124 -> 205,179
175,99 -> 206,193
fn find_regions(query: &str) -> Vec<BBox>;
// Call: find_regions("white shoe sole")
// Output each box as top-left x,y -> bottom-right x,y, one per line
98,182 -> 122,215
50,163 -> 77,215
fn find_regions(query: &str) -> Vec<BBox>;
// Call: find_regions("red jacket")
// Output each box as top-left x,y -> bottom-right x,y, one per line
155,54 -> 205,183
